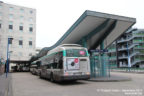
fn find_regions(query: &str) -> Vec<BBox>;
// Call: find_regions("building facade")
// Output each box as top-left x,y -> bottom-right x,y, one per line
108,28 -> 144,68
0,1 -> 36,68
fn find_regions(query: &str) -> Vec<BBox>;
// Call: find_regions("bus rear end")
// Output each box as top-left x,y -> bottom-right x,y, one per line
61,47 -> 90,81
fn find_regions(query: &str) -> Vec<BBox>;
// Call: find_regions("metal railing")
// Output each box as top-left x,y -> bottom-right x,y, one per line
118,43 -> 138,51
111,67 -> 144,73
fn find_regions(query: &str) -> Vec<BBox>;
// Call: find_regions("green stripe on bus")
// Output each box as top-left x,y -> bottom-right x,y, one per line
86,50 -> 89,56
63,50 -> 66,57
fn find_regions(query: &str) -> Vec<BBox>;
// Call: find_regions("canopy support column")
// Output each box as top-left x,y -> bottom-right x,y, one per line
100,41 -> 106,76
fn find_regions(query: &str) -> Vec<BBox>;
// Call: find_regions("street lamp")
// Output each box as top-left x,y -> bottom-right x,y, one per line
6,38 -> 13,78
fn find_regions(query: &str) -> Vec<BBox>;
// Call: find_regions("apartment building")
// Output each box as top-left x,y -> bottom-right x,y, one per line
108,28 -> 144,68
0,1 -> 36,69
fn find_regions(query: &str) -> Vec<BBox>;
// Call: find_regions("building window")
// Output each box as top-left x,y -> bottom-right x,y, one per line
9,21 -> 13,32
0,20 -> 1,29
0,5 -> 2,9
29,41 -> 32,45
20,8 -> 24,13
9,39 -> 13,44
9,29 -> 13,32
19,40 -> 23,45
30,10 -> 33,14
29,27 -> 33,32
19,37 -> 23,48
29,41 -> 32,48
9,25 -> 13,29
9,14 -> 13,19
19,26 -> 23,31
9,7 -> 13,11
20,16 -> 24,20
29,24 -> 33,33
18,52 -> 23,56
19,23 -> 23,32
29,38 -> 32,48
29,18 -> 33,22
8,36 -> 13,45
0,12 -> 2,16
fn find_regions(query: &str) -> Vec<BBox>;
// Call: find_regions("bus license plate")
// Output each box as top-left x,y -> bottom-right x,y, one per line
74,72 -> 82,75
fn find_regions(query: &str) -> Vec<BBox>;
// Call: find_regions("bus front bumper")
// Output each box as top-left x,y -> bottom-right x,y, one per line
60,75 -> 90,81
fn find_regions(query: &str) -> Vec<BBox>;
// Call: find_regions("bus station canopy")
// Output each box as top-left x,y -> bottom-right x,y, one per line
35,10 -> 136,59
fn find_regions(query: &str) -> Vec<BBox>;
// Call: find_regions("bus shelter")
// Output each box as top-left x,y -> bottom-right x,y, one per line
34,10 -> 136,77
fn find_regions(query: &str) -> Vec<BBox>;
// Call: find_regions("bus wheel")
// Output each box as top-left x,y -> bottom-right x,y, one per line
39,73 -> 42,79
50,73 -> 54,82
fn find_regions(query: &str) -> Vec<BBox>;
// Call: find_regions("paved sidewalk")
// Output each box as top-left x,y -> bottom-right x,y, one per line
87,72 -> 131,82
12,72 -> 144,96
87,76 -> 131,82
0,73 -> 13,96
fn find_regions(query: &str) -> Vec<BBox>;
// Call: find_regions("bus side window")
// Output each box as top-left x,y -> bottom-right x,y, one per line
47,64 -> 51,69
38,61 -> 41,68
59,52 -> 63,58
53,53 -> 58,69
44,65 -> 47,69
53,63 -> 57,69
58,59 -> 63,69
57,52 -> 63,69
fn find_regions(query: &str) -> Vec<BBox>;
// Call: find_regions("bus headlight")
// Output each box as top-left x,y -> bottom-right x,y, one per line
86,72 -> 90,75
64,72 -> 69,76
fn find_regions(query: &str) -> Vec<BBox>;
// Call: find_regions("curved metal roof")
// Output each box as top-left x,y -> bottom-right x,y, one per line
36,10 -> 136,59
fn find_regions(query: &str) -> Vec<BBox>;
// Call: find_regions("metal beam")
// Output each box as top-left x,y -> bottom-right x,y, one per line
86,19 -> 110,40
76,19 -> 110,47
90,20 -> 117,50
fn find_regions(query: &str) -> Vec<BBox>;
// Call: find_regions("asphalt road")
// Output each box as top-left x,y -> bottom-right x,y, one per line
12,72 -> 144,96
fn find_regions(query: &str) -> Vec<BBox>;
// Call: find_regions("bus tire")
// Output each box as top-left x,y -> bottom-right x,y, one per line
39,72 -> 42,79
50,73 -> 54,82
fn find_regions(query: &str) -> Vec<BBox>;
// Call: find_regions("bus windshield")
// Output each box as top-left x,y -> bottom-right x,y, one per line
66,49 -> 88,57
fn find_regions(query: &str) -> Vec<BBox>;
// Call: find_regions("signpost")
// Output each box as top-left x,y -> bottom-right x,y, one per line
90,49 -> 108,53
6,38 -> 13,78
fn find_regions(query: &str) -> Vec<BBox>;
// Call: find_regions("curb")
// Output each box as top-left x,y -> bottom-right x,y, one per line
111,71 -> 144,74
86,77 -> 132,82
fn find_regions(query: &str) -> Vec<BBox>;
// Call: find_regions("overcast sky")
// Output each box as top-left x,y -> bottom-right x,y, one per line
3,0 -> 144,48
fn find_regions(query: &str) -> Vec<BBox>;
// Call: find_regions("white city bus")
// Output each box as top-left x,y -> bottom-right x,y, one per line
30,60 -> 41,75
39,44 -> 90,82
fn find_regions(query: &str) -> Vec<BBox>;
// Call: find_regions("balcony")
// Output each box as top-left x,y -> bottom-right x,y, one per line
109,56 -> 117,61
133,33 -> 144,37
129,51 -> 139,57
118,54 -> 128,59
117,35 -> 133,43
118,43 -> 138,51
118,51 -> 139,60
134,45 -> 144,49
133,39 -> 144,43
119,63 -> 128,67
131,59 -> 141,66
118,34 -> 144,44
